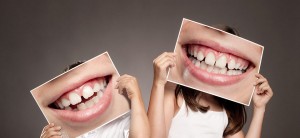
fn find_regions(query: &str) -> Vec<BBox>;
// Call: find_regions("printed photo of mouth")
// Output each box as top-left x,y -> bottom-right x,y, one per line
168,19 -> 263,105
31,52 -> 130,138
49,76 -> 112,122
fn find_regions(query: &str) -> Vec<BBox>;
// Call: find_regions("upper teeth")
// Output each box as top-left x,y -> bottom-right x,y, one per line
205,52 -> 216,66
188,46 -> 249,75
61,98 -> 70,107
54,78 -> 108,111
215,55 -> 227,68
83,86 -> 94,99
69,93 -> 81,105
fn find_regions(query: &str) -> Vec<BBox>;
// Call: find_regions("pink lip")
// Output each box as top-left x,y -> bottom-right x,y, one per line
182,43 -> 254,86
50,77 -> 112,122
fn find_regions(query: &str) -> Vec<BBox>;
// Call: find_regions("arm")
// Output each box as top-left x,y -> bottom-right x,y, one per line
147,52 -> 177,138
40,123 -> 62,138
116,74 -> 150,138
226,74 -> 273,138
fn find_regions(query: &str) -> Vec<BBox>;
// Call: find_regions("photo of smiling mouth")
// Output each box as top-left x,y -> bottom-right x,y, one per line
182,43 -> 254,85
48,75 -> 112,122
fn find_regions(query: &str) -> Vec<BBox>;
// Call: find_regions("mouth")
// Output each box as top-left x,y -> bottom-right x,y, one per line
182,43 -> 255,85
48,75 -> 112,122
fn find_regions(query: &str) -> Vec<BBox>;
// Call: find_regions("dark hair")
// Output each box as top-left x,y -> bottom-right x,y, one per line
63,61 -> 85,72
175,25 -> 246,136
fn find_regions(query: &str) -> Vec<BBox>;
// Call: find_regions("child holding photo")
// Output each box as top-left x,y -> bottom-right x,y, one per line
40,62 -> 150,138
148,26 -> 273,138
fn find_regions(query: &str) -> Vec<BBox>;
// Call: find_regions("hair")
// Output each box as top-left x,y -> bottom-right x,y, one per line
63,61 -> 85,72
175,25 -> 246,136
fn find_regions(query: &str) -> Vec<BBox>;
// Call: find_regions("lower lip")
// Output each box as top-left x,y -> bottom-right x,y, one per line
182,47 -> 253,86
51,79 -> 112,122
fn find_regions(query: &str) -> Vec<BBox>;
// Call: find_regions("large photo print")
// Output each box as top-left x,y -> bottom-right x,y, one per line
31,52 -> 130,137
167,19 -> 264,105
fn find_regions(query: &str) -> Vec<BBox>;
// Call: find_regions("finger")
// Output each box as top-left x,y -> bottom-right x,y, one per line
43,123 -> 55,133
255,73 -> 264,79
157,56 -> 176,68
47,126 -> 62,132
52,136 -> 62,138
254,78 -> 267,86
117,74 -> 133,82
258,82 -> 268,91
154,52 -> 176,64
44,131 -> 62,138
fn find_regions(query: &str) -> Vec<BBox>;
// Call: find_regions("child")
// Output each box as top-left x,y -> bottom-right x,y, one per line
40,62 -> 150,138
148,26 -> 273,138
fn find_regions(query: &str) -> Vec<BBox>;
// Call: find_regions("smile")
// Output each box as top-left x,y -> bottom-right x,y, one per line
182,42 -> 254,85
48,76 -> 112,122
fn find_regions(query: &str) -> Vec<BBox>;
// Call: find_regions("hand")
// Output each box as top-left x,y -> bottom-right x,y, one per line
41,123 -> 62,138
253,73 -> 273,110
115,74 -> 142,100
153,52 -> 176,86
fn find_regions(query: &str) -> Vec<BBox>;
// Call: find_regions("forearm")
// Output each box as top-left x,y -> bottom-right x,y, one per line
245,107 -> 266,138
147,82 -> 167,138
129,93 -> 150,138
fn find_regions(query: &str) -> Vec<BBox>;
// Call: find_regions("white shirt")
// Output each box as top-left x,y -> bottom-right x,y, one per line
168,101 -> 228,138
76,111 -> 131,138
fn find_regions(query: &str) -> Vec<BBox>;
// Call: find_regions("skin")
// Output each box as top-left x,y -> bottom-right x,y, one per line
168,20 -> 264,104
148,52 -> 273,138
33,53 -> 130,137
41,74 -> 150,138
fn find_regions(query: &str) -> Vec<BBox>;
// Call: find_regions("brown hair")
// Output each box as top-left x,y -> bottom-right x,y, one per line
175,25 -> 247,136
63,61 -> 85,72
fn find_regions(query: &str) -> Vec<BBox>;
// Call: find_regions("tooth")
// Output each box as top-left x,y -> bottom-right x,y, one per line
212,67 -> 220,74
83,86 -> 94,99
103,79 -> 107,87
65,106 -> 72,110
188,47 -> 191,55
192,59 -> 197,64
195,61 -> 201,68
215,55 -> 227,69
227,70 -> 233,75
93,83 -> 101,92
232,70 -> 238,75
205,52 -> 215,66
197,51 -> 204,61
85,100 -> 94,108
235,63 -> 241,69
236,70 -> 242,75
190,47 -> 194,56
207,65 -> 214,72
97,91 -> 103,98
61,98 -> 70,107
238,65 -> 243,70
57,102 -> 64,109
92,96 -> 100,103
243,63 -> 249,70
77,103 -> 87,110
193,47 -> 198,57
219,68 -> 227,74
200,61 -> 207,70
69,93 -> 81,105
228,59 -> 236,69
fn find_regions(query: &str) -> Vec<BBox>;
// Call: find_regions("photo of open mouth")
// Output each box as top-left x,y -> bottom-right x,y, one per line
48,75 -> 112,122
182,42 -> 255,85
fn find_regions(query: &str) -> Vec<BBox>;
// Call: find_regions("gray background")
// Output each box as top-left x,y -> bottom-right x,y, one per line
1,0 -> 299,137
